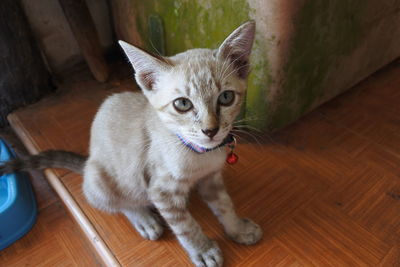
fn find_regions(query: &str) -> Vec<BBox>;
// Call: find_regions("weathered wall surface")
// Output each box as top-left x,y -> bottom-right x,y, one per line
21,0 -> 113,74
269,0 -> 400,129
116,0 -> 400,130
0,0 -> 53,127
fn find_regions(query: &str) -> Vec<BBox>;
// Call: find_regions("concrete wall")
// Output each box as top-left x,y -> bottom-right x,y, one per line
115,0 -> 400,130
21,0 -> 113,74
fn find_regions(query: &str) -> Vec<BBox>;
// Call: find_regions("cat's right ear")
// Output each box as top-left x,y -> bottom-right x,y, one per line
119,41 -> 169,91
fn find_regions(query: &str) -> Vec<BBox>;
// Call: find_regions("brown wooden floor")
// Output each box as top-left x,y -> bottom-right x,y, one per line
0,132 -> 102,266
1,61 -> 400,266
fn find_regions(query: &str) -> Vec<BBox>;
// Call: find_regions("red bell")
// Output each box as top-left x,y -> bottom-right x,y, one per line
226,152 -> 238,164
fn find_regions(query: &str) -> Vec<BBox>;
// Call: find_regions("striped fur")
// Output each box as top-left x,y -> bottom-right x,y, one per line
0,150 -> 87,174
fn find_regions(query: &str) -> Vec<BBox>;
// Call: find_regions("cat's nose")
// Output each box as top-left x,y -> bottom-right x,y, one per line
202,127 -> 219,138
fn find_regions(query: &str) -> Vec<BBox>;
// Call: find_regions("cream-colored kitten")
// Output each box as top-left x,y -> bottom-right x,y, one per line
1,21 -> 262,267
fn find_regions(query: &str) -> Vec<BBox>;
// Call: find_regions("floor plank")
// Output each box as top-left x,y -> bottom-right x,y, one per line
0,129 -> 102,266
0,202 -> 102,266
3,61 -> 400,266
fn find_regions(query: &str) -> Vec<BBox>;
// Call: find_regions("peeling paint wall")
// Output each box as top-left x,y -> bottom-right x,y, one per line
119,0 -> 400,130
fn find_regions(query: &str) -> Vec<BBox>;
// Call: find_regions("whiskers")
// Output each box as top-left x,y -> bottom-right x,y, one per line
231,118 -> 275,146
231,127 -> 262,147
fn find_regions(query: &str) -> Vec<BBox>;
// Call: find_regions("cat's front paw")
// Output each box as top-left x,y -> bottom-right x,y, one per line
190,240 -> 223,267
227,218 -> 262,245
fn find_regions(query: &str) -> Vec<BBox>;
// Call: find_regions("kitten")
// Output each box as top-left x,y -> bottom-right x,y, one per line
0,21 -> 262,267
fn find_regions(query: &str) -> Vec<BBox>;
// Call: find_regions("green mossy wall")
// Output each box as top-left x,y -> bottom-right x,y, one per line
133,0 -> 271,129
271,0 -> 366,129
131,0 -> 399,131
135,0 -> 251,54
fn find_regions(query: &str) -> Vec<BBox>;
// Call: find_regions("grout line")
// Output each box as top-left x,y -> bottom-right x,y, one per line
7,113 -> 121,267
317,111 -> 400,160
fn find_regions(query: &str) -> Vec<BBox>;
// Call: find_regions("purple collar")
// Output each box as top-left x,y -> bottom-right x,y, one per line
176,134 -> 234,154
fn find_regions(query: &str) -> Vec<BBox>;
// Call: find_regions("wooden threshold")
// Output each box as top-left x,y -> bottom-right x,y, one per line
7,62 -> 400,266
9,114 -> 119,267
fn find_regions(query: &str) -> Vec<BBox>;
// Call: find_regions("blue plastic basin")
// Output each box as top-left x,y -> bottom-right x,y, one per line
0,139 -> 37,250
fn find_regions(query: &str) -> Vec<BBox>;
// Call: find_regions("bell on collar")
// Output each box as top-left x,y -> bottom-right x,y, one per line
226,136 -> 238,164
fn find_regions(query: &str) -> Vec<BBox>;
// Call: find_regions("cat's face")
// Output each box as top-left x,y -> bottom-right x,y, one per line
150,51 -> 247,148
120,21 -> 255,149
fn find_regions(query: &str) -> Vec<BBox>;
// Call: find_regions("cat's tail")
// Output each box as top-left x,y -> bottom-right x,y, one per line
0,150 -> 87,175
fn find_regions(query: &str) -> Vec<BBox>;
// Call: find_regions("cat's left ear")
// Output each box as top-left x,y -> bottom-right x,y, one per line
217,20 -> 256,79
119,40 -> 170,91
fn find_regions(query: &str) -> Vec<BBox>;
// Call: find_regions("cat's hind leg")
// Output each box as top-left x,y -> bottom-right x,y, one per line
123,207 -> 164,240
83,160 -> 121,213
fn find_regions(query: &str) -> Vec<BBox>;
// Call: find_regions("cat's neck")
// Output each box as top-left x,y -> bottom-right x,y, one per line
143,104 -> 226,180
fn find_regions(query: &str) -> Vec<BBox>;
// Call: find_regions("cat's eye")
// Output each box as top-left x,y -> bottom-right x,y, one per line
218,91 -> 235,106
173,98 -> 193,112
